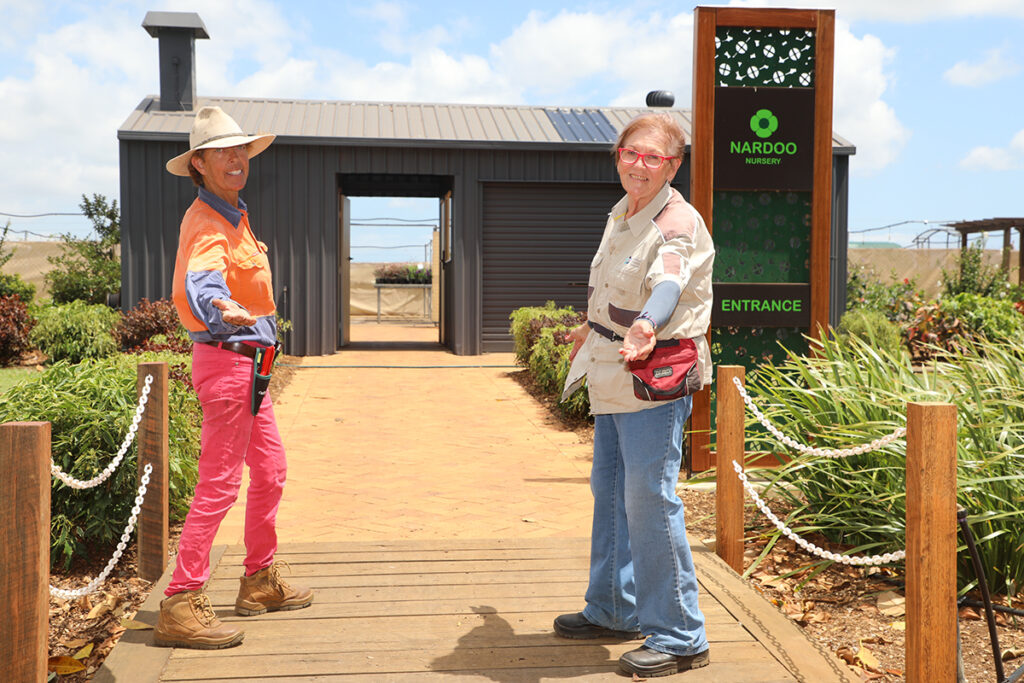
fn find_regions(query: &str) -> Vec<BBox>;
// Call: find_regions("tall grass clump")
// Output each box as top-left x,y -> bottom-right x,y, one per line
0,352 -> 201,568
739,332 -> 1024,596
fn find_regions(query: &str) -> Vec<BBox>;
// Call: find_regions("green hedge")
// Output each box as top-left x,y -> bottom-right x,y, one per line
509,302 -> 589,419
0,352 -> 201,569
30,300 -> 120,363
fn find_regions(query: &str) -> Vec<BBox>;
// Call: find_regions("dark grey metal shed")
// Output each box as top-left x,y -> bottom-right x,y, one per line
118,13 -> 855,356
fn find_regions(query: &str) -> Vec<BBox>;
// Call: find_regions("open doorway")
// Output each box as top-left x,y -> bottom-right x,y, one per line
337,173 -> 453,350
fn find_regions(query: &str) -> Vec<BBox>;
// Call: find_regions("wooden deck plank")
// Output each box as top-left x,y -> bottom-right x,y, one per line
214,568 -> 592,587
160,641 -> 793,680
97,539 -> 856,683
691,545 -> 859,682
166,614 -> 753,655
219,547 -> 593,562
211,557 -> 598,578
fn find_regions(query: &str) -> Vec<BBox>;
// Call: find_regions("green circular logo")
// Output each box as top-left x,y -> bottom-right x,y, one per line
750,109 -> 779,139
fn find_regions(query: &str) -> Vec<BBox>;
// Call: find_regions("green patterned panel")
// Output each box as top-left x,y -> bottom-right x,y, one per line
713,189 -> 812,369
714,190 -> 811,282
716,27 -> 815,88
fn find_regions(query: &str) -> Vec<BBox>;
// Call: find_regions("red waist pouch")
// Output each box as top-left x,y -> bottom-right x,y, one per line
628,338 -> 702,401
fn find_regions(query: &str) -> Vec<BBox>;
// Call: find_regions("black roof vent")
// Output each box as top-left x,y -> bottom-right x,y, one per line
645,90 -> 675,108
142,11 -> 209,112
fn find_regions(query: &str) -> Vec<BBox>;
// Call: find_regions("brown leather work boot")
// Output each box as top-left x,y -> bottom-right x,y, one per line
153,589 -> 244,649
235,560 -> 314,616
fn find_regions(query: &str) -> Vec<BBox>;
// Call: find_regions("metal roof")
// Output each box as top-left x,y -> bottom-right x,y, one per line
947,217 -> 1024,234
118,95 -> 856,153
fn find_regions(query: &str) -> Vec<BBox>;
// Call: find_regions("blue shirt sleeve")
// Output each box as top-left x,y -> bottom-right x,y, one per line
185,269 -> 243,336
639,280 -> 682,329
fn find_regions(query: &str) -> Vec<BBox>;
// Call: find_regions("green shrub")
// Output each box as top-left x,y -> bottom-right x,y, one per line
837,308 -> 904,358
737,332 -> 1024,596
0,352 -> 201,569
509,302 -> 589,419
373,262 -> 431,284
0,272 -> 35,303
509,301 -> 585,365
30,300 -> 120,363
845,264 -> 923,322
0,295 -> 36,366
45,194 -> 121,305
527,325 -> 590,419
0,220 -> 36,304
116,298 -> 190,353
942,240 -> 1010,299
905,292 -> 1024,362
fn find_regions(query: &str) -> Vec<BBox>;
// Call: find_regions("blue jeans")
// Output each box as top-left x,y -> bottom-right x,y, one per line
581,397 -> 708,656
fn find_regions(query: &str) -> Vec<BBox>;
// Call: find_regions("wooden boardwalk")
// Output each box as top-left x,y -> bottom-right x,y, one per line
98,537 -> 856,682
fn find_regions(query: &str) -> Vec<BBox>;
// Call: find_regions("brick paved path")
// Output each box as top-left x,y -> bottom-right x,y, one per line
213,322 -> 597,547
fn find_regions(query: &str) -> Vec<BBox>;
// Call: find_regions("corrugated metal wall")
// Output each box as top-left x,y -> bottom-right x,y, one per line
830,154 -> 851,328
480,182 -> 622,351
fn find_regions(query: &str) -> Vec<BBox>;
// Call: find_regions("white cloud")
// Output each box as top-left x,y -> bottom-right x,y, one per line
832,23 -> 910,174
943,47 -> 1021,86
960,128 -> 1024,170
727,0 -> 1024,22
490,10 -> 694,106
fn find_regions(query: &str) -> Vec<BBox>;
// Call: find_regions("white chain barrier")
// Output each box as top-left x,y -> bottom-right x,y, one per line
728,376 -> 907,566
731,376 -> 906,458
732,460 -> 905,566
50,375 -> 152,489
47,373 -> 156,599
50,464 -> 153,599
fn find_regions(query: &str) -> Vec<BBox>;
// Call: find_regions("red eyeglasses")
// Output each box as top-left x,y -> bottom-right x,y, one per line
617,147 -> 677,169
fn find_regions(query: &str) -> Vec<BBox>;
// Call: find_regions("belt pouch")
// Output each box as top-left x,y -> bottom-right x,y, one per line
627,338 -> 701,401
249,343 -> 278,415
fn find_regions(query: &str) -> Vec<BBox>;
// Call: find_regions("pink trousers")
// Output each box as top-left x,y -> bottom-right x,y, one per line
165,343 -> 287,596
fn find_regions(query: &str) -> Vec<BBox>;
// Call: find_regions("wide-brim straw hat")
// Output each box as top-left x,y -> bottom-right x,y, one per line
166,106 -> 276,176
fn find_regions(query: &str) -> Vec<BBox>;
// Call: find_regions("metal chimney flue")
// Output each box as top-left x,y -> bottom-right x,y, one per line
142,11 -> 209,112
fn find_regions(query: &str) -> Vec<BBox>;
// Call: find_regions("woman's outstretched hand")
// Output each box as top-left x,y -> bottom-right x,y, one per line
212,298 -> 258,327
619,319 -> 656,362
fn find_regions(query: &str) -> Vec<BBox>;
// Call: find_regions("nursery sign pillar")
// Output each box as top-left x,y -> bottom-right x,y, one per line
690,6 -> 835,472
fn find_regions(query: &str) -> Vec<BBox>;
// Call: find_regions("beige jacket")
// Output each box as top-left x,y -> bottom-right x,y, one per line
561,183 -> 715,414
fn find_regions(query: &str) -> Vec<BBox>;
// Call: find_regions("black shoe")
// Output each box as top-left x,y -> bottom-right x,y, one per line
552,612 -> 641,640
619,645 -> 710,677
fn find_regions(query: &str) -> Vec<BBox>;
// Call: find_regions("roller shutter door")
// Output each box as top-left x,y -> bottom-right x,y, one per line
481,182 -> 622,352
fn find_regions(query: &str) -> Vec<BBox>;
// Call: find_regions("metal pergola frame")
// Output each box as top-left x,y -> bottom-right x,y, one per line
946,217 -> 1024,285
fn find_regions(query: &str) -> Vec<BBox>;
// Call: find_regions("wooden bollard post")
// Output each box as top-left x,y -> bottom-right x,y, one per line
1,422 -> 51,683
905,402 -> 957,683
137,363 -> 169,583
715,366 -> 745,573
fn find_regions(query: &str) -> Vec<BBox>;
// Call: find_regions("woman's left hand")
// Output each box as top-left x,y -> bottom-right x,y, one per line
619,319 -> 656,362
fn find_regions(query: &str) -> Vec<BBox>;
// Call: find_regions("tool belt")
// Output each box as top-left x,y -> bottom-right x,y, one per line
201,341 -> 281,415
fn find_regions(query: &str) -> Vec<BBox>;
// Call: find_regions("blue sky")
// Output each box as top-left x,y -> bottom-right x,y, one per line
0,0 -> 1022,261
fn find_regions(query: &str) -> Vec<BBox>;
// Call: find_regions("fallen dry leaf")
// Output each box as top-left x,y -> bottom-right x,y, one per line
48,656 -> 87,674
959,606 -> 982,621
1003,648 -> 1024,662
837,645 -> 857,664
876,590 -> 905,617
890,620 -> 906,631
73,642 -> 94,659
856,640 -> 881,670
86,592 -> 119,620
120,618 -> 153,631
